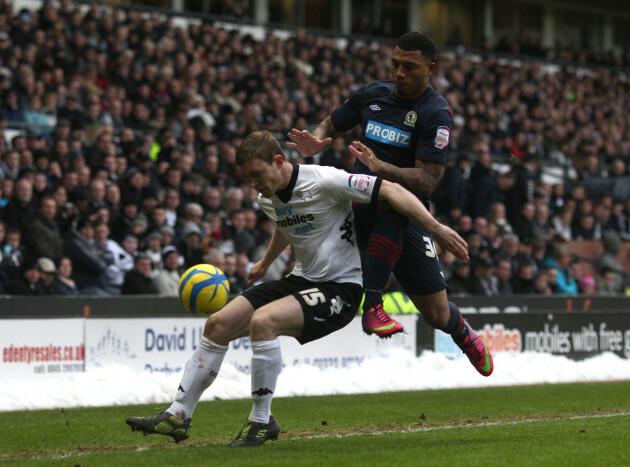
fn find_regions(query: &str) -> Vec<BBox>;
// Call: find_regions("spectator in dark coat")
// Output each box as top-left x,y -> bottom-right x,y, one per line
469,256 -> 499,296
2,178 -> 36,234
447,259 -> 472,295
511,202 -> 536,244
37,257 -> 61,295
468,170 -> 515,219
23,195 -> 63,262
121,253 -> 159,294
511,261 -> 538,294
52,256 -> 80,296
5,258 -> 46,295
63,217 -> 109,295
494,257 -> 514,295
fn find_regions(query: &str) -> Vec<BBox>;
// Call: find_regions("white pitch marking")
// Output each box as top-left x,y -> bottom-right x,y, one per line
302,411 -> 630,440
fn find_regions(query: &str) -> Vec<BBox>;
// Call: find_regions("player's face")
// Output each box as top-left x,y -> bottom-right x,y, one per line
391,47 -> 435,99
239,156 -> 283,198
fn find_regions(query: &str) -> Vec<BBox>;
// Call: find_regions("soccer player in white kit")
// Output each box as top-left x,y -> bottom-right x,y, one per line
126,130 -> 469,447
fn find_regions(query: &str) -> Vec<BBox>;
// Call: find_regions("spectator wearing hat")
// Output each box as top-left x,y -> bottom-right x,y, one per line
5,257 -> 46,295
121,253 -> 159,295
579,274 -> 597,295
447,258 -> 472,295
110,198 -> 140,242
153,245 -> 182,296
131,213 -> 149,240
37,257 -> 60,294
177,221 -> 204,269
469,256 -> 499,296
63,217 -> 109,295
159,225 -> 175,247
23,194 -> 63,262
120,167 -> 145,206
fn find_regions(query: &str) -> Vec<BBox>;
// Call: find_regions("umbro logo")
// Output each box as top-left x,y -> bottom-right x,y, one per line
370,104 -> 381,111
252,387 -> 273,396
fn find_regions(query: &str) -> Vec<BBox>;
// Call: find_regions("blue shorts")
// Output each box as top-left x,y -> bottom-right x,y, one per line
353,204 -> 447,296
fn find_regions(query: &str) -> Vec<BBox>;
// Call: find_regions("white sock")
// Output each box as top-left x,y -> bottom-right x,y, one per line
249,339 -> 282,423
167,337 -> 228,421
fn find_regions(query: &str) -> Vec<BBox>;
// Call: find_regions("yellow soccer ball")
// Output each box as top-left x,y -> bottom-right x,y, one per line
178,264 -> 230,315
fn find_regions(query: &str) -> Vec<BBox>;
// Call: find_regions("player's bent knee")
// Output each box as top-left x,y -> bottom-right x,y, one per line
249,312 -> 278,342
203,313 -> 231,341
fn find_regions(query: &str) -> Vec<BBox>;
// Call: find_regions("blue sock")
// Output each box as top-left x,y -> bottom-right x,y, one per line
362,210 -> 406,312
443,301 -> 469,345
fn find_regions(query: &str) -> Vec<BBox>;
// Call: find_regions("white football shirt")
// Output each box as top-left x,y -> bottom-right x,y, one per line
257,164 -> 380,285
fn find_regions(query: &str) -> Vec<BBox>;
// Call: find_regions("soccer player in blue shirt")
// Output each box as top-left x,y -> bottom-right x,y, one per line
287,31 -> 493,377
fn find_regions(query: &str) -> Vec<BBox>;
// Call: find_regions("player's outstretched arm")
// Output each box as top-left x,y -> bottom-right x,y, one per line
286,116 -> 335,156
377,180 -> 469,261
247,228 -> 290,286
349,141 -> 442,199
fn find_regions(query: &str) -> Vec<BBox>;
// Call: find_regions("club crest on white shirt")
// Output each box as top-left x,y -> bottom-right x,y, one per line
294,190 -> 313,201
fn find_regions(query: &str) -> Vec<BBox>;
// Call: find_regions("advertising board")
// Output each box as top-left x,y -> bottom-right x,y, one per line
85,315 -> 418,375
0,319 -> 85,378
420,313 -> 630,360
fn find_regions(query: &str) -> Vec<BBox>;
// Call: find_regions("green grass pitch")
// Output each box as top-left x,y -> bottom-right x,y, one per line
1,382 -> 629,466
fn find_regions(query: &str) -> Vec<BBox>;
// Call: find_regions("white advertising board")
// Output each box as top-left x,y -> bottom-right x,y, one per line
0,319 -> 85,378
85,315 -> 417,375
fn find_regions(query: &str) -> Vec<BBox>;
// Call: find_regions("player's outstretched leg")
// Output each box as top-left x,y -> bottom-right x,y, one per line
126,411 -> 191,443
362,302 -> 404,338
445,301 -> 493,376
458,325 -> 493,377
228,416 -> 281,447
361,210 -> 406,338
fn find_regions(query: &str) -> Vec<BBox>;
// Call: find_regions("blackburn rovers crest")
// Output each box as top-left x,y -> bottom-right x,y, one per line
404,111 -> 417,127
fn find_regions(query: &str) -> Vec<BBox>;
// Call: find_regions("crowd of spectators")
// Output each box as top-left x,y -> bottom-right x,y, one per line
0,0 -> 628,297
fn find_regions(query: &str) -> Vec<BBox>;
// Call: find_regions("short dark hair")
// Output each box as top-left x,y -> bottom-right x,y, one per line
397,32 -> 436,61
236,130 -> 284,166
